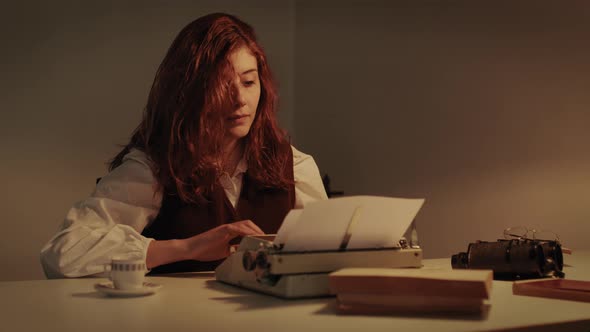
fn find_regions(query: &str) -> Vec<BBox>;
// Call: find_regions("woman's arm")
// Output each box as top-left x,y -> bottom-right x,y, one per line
40,150 -> 160,278
41,149 -> 264,277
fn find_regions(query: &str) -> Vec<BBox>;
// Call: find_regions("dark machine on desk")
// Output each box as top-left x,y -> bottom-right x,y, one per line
451,236 -> 564,280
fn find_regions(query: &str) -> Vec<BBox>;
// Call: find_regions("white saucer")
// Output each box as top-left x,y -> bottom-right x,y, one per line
94,281 -> 162,297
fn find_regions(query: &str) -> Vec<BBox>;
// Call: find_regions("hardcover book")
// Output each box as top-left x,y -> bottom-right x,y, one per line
513,278 -> 590,302
329,268 -> 493,314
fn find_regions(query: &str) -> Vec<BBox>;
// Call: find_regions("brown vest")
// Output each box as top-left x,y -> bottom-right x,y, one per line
142,146 -> 295,274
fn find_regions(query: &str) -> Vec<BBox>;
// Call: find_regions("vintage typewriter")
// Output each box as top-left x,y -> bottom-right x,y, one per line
216,196 -> 425,298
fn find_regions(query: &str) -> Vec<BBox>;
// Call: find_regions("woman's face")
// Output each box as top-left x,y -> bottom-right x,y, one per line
225,46 -> 261,142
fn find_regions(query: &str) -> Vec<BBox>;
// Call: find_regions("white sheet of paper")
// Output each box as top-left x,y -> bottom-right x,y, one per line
274,209 -> 303,246
346,196 -> 424,249
280,196 -> 425,252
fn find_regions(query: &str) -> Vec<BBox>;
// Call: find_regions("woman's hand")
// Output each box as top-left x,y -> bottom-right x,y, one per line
146,220 -> 263,269
183,220 -> 264,261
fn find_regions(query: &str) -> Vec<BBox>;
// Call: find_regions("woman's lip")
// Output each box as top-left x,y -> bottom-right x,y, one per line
228,114 -> 248,120
227,114 -> 250,125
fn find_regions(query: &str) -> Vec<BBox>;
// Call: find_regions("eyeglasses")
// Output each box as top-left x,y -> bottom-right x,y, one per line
503,226 -> 560,243
503,226 -> 572,255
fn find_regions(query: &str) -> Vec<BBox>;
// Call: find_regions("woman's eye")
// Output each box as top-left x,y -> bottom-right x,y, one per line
243,80 -> 255,87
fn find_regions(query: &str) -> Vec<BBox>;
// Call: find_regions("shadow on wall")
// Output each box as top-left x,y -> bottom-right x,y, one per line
294,1 -> 590,257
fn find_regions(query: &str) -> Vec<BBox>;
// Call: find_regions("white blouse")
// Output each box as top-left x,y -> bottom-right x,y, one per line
40,146 -> 328,278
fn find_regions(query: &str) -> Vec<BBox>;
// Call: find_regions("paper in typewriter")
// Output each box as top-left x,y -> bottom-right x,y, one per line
276,196 -> 425,252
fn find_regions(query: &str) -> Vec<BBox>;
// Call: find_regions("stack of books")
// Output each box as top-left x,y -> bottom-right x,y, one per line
329,268 -> 493,315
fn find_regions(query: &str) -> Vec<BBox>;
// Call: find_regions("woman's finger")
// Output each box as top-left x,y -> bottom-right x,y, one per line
239,220 -> 264,234
225,223 -> 257,237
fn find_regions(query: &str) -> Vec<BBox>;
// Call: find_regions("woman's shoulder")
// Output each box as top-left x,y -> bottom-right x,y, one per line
99,148 -> 155,187
289,145 -> 328,203
290,145 -> 315,167
122,148 -> 152,167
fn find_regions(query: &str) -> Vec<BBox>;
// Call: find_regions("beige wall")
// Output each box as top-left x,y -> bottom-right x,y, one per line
0,1 -> 295,281
295,1 -> 590,258
3,0 -> 590,281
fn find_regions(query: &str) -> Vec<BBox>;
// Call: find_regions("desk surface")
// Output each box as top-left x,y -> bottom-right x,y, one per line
2,252 -> 590,332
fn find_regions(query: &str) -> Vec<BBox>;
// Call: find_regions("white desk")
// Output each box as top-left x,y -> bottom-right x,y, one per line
2,252 -> 589,332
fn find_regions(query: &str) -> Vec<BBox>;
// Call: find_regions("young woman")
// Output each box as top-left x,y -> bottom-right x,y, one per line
40,13 -> 327,278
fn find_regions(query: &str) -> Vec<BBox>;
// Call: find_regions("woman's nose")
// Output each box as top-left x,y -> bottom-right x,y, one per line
232,83 -> 247,108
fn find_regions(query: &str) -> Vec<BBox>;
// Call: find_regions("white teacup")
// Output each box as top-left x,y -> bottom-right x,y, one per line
106,258 -> 148,290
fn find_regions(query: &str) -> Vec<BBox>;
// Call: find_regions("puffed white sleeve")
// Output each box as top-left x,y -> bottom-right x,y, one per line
40,149 -> 162,278
292,145 -> 329,208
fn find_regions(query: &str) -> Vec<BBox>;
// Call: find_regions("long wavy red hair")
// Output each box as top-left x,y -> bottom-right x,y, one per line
110,13 -> 291,203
